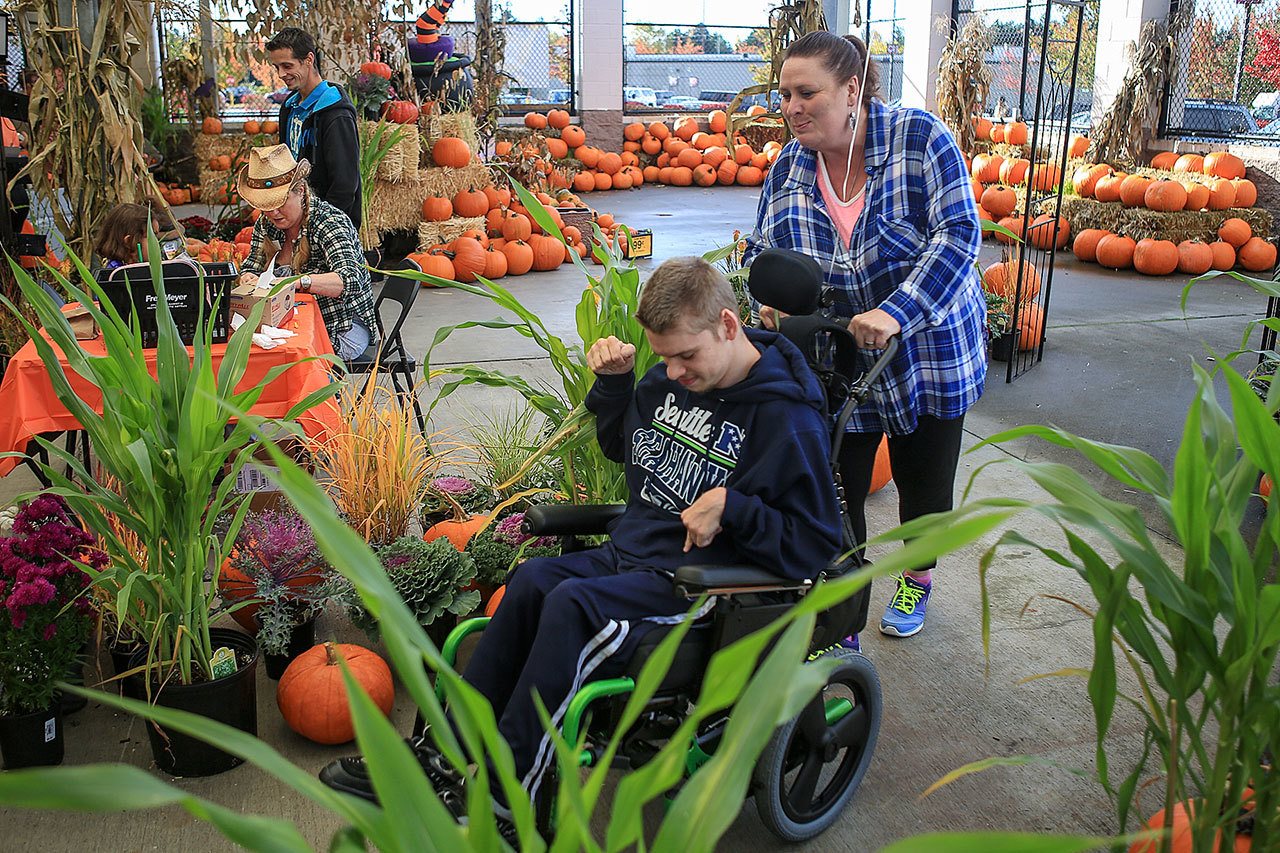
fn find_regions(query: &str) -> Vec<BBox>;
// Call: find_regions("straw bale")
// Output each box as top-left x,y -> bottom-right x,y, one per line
417,216 -> 485,250
198,168 -> 238,206
193,133 -> 244,164
1050,197 -> 1272,244
741,120 -> 786,152
366,121 -> 422,183
420,110 -> 479,164
366,172 -> 431,235
421,162 -> 492,198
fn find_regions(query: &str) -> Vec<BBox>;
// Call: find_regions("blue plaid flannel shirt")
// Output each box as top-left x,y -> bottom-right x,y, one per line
746,99 -> 987,435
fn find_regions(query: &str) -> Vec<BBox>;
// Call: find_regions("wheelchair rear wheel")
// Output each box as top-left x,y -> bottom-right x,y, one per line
752,648 -> 881,841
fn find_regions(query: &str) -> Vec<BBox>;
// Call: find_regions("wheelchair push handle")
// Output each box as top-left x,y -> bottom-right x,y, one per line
854,334 -> 899,396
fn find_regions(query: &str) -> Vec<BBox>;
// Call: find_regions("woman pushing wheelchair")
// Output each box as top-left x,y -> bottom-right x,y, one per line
748,31 -> 988,640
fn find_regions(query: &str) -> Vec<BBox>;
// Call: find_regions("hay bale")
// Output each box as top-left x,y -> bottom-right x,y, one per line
193,134 -> 244,165
367,172 -> 430,235
420,162 -> 492,198
1051,197 -> 1273,244
364,121 -> 422,183
198,168 -> 238,206
417,216 -> 485,250
741,120 -> 787,151
420,110 -> 479,165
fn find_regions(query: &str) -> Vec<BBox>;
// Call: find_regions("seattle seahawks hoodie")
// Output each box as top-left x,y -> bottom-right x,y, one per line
585,328 -> 841,579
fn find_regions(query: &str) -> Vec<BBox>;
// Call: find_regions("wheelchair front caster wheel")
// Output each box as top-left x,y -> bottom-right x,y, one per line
752,648 -> 882,842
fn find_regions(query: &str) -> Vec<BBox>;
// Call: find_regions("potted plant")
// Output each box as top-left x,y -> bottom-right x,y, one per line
0,495 -> 98,769
985,290 -> 1016,361
465,511 -> 560,599
1,235 -> 339,776
330,535 -> 480,650
226,510 -> 331,680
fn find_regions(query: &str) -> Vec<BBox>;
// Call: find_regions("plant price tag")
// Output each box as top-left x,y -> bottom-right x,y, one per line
210,646 -> 238,680
44,717 -> 56,743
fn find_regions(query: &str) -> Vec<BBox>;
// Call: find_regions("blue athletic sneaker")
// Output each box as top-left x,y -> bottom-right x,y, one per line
879,574 -> 931,637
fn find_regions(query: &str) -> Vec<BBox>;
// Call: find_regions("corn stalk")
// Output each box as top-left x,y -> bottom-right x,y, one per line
10,0 -> 161,260
729,1 -> 825,138
935,14 -> 994,157
471,0 -> 511,153
1088,4 -> 1192,168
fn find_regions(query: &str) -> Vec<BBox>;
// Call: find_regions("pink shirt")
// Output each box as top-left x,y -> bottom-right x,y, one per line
817,152 -> 866,249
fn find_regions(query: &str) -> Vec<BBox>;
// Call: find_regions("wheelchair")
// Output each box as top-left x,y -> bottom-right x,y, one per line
437,249 -> 898,842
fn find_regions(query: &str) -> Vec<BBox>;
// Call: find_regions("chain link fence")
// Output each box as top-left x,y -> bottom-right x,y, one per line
1163,0 -> 1280,140
952,0 -> 1096,127
863,0 -> 907,105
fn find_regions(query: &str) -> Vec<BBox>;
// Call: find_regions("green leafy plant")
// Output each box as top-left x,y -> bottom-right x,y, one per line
230,510 -> 329,657
0,233 -> 339,685
0,395 -> 1022,850
355,113 -> 406,244
330,536 -> 480,640
140,85 -> 182,154
408,176 -> 662,504
465,512 -> 560,588
420,475 -> 497,529
463,402 -> 559,508
913,358 -> 1280,850
702,230 -> 753,324
985,290 -> 1012,338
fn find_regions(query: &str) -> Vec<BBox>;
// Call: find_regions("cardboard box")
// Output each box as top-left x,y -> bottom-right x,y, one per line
235,461 -> 285,512
230,280 -> 296,331
620,229 -> 653,259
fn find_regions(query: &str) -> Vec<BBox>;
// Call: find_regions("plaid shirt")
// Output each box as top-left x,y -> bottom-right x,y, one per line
242,196 -> 376,339
746,100 -> 987,435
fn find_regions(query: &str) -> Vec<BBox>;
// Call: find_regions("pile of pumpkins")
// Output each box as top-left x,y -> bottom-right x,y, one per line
200,117 -> 280,136
154,180 -> 201,207
183,236 -> 248,265
981,251 -> 1047,352
969,156 -> 1071,248
505,109 -> 779,193
1071,217 -> 1275,276
1067,151 -> 1258,214
408,183 -> 631,284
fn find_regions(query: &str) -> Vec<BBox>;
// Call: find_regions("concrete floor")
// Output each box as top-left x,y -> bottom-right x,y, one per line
3,185 -> 1259,851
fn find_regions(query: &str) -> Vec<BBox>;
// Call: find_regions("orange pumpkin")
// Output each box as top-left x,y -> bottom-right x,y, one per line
424,515 -> 489,551
1173,153 -> 1204,174
1209,241 -> 1237,271
502,239 -> 535,275
990,124 -> 1005,143
1073,229 -> 1108,263
1238,237 -> 1276,273
546,137 -> 569,159
1218,217 -> 1252,249
500,211 -> 533,242
452,188 -> 489,219
868,436 -> 893,493
1119,175 -> 1152,208
201,117 -> 223,135
449,237 -> 488,283
1231,179 -> 1258,208
243,120 -> 262,135
1096,234 -> 1137,270
412,250 -> 455,283
572,171 -> 595,193
1261,474 -> 1273,502
561,125 -> 586,148
524,111 -> 548,130
670,166 -> 694,187
485,584 -> 507,616
277,642 -> 394,745
530,234 -> 566,270
1067,134 -> 1089,158
1028,214 -> 1069,251
1127,792 -> 1254,853
995,216 -> 1026,245
1094,173 -> 1126,204
1028,162 -> 1061,192
1203,151 -> 1246,180
1150,151 -> 1179,171
483,245 -> 508,279
1144,180 -> 1188,212
262,120 -> 280,134
421,196 -> 452,222
1182,182 -> 1210,212
981,185 -> 1018,219
1015,303 -> 1045,351
432,137 -> 472,168
1004,121 -> 1028,145
984,256 -> 1042,303
1072,163 -> 1111,198
973,117 -> 993,140
1206,179 -> 1237,211
692,163 -> 717,187
1133,238 -> 1179,276
1175,240 -> 1213,275
547,109 -> 571,130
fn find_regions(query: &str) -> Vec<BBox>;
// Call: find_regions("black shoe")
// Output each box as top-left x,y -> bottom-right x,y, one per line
319,735 -> 464,803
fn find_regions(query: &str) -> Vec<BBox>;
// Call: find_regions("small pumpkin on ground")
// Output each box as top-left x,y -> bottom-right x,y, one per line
278,642 -> 394,745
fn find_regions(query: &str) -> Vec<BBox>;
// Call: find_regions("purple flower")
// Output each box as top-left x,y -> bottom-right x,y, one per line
432,476 -> 480,496
493,513 -> 555,549
42,623 -> 56,641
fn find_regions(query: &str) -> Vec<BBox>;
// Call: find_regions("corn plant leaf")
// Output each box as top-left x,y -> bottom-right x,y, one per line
881,831 -> 1122,852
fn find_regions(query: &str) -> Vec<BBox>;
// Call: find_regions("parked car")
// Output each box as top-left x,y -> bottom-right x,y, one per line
623,86 -> 658,108
696,90 -> 738,110
662,95 -> 703,110
1177,99 -> 1257,135
1259,118 -> 1280,135
1251,91 -> 1278,128
1070,110 -> 1093,132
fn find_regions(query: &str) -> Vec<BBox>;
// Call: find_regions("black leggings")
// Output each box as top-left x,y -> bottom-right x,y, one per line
837,415 -> 966,572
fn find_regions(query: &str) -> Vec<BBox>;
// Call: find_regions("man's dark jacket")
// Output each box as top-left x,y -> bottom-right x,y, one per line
279,82 -> 362,228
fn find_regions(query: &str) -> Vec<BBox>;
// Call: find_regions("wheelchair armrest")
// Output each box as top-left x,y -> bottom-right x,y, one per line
674,564 -> 812,597
523,504 -> 626,536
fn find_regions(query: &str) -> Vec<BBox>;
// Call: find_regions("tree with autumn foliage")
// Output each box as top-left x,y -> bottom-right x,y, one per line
1246,28 -> 1280,89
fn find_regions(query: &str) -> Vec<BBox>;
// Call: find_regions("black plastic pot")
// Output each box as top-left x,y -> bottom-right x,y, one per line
128,628 -> 259,777
262,617 -> 316,680
989,330 -> 1018,362
0,703 -> 64,769
110,639 -> 144,699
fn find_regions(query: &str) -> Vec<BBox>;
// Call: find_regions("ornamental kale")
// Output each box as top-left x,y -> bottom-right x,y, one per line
229,511 -> 329,655
466,512 -> 560,587
331,536 -> 479,641
0,495 -> 100,714
420,476 -> 496,527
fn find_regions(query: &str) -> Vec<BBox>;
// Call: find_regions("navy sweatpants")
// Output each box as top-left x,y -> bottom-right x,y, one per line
462,544 -> 708,802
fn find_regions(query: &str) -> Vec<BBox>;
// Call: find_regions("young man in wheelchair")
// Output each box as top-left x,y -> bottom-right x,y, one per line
321,255 -> 844,830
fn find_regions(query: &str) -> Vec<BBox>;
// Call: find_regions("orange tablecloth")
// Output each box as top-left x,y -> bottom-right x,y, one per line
0,295 -> 342,476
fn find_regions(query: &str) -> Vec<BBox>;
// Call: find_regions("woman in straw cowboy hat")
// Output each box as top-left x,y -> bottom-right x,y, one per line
237,144 -> 377,360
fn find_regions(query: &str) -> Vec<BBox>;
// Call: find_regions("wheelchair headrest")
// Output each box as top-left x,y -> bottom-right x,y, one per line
748,248 -> 823,317
776,313 -> 859,415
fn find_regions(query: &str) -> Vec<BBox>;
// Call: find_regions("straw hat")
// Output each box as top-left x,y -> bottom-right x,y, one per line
236,144 -> 312,211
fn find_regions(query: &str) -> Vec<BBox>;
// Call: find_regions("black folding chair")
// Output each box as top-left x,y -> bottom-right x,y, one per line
343,258 -> 426,435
